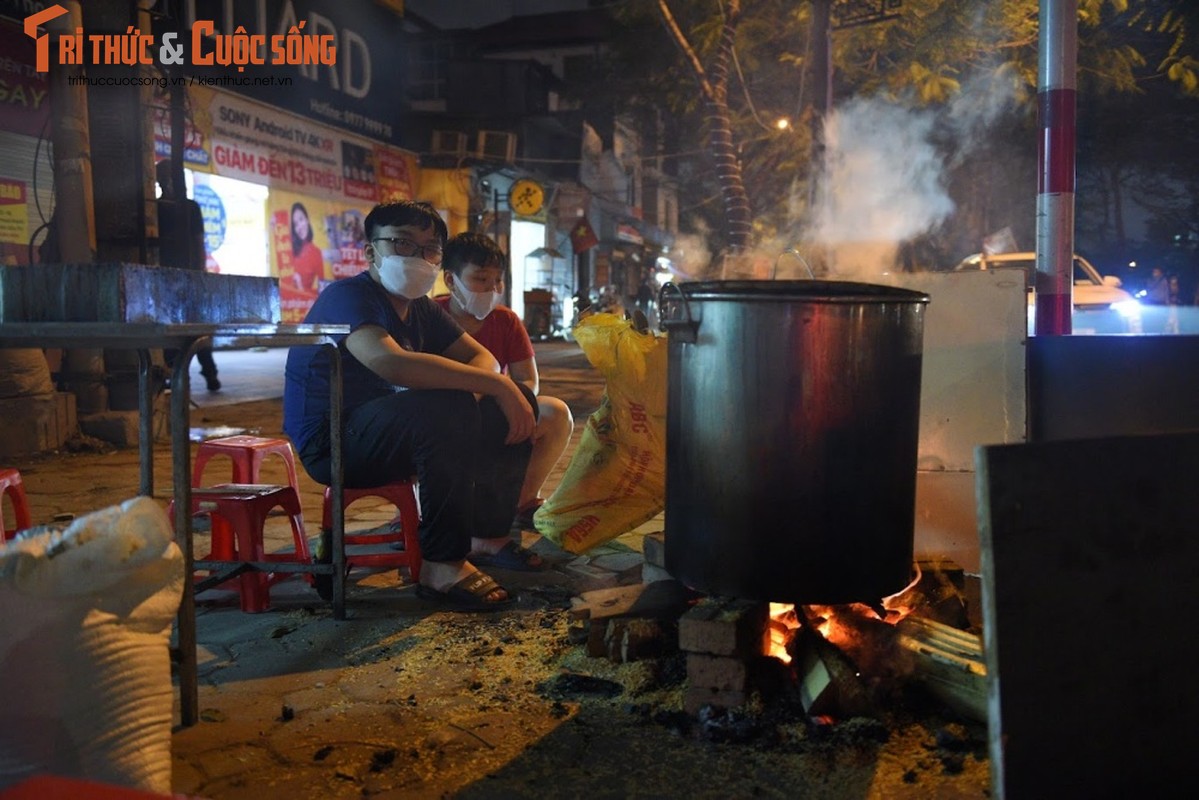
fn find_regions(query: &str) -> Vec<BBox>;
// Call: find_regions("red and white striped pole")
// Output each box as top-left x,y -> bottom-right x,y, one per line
1035,0 -> 1077,336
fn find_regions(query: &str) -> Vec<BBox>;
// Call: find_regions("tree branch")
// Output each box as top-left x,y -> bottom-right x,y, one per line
656,0 -> 715,101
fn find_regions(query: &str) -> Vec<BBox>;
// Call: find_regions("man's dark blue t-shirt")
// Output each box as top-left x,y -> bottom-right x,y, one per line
283,271 -> 463,453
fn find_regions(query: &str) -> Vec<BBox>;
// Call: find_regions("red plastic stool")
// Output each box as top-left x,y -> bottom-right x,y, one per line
0,467 -> 33,542
321,479 -> 422,582
192,435 -> 301,569
170,484 -> 310,613
192,435 -> 300,490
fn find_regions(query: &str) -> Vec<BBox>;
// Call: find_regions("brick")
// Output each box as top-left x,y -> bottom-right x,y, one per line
604,618 -> 667,663
687,653 -> 748,693
586,619 -> 608,657
678,596 -> 768,657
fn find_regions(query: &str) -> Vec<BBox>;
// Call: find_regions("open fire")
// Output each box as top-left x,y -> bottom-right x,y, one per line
677,560 -> 985,723
765,565 -> 922,664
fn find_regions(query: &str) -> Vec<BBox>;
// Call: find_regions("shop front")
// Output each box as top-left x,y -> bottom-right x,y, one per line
153,84 -> 418,322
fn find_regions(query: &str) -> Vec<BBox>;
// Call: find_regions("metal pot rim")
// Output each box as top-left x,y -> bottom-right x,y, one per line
670,279 -> 930,304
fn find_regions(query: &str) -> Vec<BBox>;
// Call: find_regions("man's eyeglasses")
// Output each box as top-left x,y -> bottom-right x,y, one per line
371,237 -> 444,265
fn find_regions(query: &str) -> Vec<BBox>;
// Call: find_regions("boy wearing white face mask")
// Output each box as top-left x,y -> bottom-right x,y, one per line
435,233 -> 575,541
284,201 -> 543,612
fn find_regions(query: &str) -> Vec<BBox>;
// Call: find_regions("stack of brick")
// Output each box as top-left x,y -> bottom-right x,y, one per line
678,596 -> 773,715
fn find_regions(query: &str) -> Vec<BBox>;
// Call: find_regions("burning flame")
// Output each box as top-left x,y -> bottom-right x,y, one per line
766,603 -> 800,663
765,565 -> 923,663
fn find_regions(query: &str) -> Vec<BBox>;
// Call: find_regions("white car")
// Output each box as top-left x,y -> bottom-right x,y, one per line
953,251 -> 1140,332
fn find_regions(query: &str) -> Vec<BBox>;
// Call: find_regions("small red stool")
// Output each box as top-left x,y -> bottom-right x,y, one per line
192,435 -> 301,570
321,479 -> 422,582
170,484 -> 310,613
193,435 -> 300,490
0,467 -> 33,542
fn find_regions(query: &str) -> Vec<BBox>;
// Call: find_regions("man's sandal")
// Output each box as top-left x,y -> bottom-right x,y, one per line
468,540 -> 547,572
415,571 -> 517,612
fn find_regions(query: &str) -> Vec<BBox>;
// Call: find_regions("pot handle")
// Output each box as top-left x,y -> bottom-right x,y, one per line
658,282 -> 697,343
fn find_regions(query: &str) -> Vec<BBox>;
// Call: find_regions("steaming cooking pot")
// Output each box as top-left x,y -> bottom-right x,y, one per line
659,279 -> 929,604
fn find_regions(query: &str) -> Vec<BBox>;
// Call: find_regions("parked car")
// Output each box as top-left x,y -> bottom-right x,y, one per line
953,251 -> 1141,333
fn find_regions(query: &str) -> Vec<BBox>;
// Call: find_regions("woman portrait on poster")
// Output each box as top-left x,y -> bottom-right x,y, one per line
290,201 -> 326,292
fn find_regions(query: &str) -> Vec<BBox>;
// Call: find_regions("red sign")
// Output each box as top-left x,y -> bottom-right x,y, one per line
0,20 -> 52,137
570,218 -> 599,253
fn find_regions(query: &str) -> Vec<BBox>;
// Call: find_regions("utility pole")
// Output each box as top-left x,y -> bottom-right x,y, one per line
1034,0 -> 1077,336
48,1 -> 107,415
808,0 -> 833,275
806,1 -> 902,276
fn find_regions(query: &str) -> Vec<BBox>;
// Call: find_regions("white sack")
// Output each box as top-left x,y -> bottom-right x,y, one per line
0,496 -> 183,795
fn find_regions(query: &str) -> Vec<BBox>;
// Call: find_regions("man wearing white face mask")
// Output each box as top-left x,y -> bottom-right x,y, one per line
284,201 -> 540,611
436,233 -> 575,543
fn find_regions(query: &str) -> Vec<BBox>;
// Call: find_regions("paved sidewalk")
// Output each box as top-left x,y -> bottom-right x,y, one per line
4,340 -> 677,798
2,338 -> 994,799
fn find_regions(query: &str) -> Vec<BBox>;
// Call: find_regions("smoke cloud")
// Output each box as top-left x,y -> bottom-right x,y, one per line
775,70 -> 1025,280
669,67 -> 1025,282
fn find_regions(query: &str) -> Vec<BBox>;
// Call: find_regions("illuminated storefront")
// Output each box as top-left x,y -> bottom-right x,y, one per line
153,84 -> 418,321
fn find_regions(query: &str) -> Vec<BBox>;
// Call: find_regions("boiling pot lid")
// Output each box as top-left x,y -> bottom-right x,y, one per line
673,279 -> 930,304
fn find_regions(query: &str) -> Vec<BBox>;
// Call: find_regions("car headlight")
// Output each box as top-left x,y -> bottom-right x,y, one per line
1111,299 -> 1141,318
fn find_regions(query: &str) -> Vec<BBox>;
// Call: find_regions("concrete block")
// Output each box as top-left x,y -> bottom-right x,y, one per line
0,393 -> 59,457
678,596 -> 767,657
79,410 -> 140,447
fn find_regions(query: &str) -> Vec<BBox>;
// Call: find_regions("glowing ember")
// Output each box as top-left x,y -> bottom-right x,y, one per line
766,602 -> 800,663
764,566 -> 924,663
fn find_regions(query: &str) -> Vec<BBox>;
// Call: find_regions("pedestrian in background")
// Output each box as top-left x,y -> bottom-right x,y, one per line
156,160 -> 220,391
1144,266 -> 1170,305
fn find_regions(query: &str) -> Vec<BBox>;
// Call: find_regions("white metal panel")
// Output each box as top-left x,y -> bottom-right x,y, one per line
890,269 -> 1028,471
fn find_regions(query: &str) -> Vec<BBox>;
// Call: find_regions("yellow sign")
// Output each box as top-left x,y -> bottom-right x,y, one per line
509,178 -> 545,217
0,178 -> 29,246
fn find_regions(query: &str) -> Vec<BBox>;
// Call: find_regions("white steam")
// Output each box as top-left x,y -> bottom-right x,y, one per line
809,97 -> 954,279
782,71 -> 1025,280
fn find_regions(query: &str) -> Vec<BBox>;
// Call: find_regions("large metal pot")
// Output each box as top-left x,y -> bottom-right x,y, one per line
659,280 -> 929,604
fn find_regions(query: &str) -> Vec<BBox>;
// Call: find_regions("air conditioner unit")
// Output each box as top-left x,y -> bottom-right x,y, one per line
476,130 -> 517,162
430,130 -> 467,157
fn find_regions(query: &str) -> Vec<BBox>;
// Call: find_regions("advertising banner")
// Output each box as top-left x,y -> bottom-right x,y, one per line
270,187 -> 371,322
0,177 -> 28,245
152,84 -> 417,203
0,20 -> 51,137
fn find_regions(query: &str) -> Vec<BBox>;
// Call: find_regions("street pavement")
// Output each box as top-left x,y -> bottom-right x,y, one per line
2,339 -> 680,798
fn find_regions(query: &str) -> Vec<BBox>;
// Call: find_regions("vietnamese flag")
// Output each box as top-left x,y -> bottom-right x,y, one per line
569,218 -> 599,253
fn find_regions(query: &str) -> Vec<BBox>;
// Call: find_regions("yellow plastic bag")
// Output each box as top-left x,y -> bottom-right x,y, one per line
534,313 -> 667,553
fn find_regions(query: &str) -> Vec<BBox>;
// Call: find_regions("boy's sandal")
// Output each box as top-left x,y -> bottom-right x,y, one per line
468,540 -> 547,572
511,499 -> 545,531
414,571 -> 517,612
